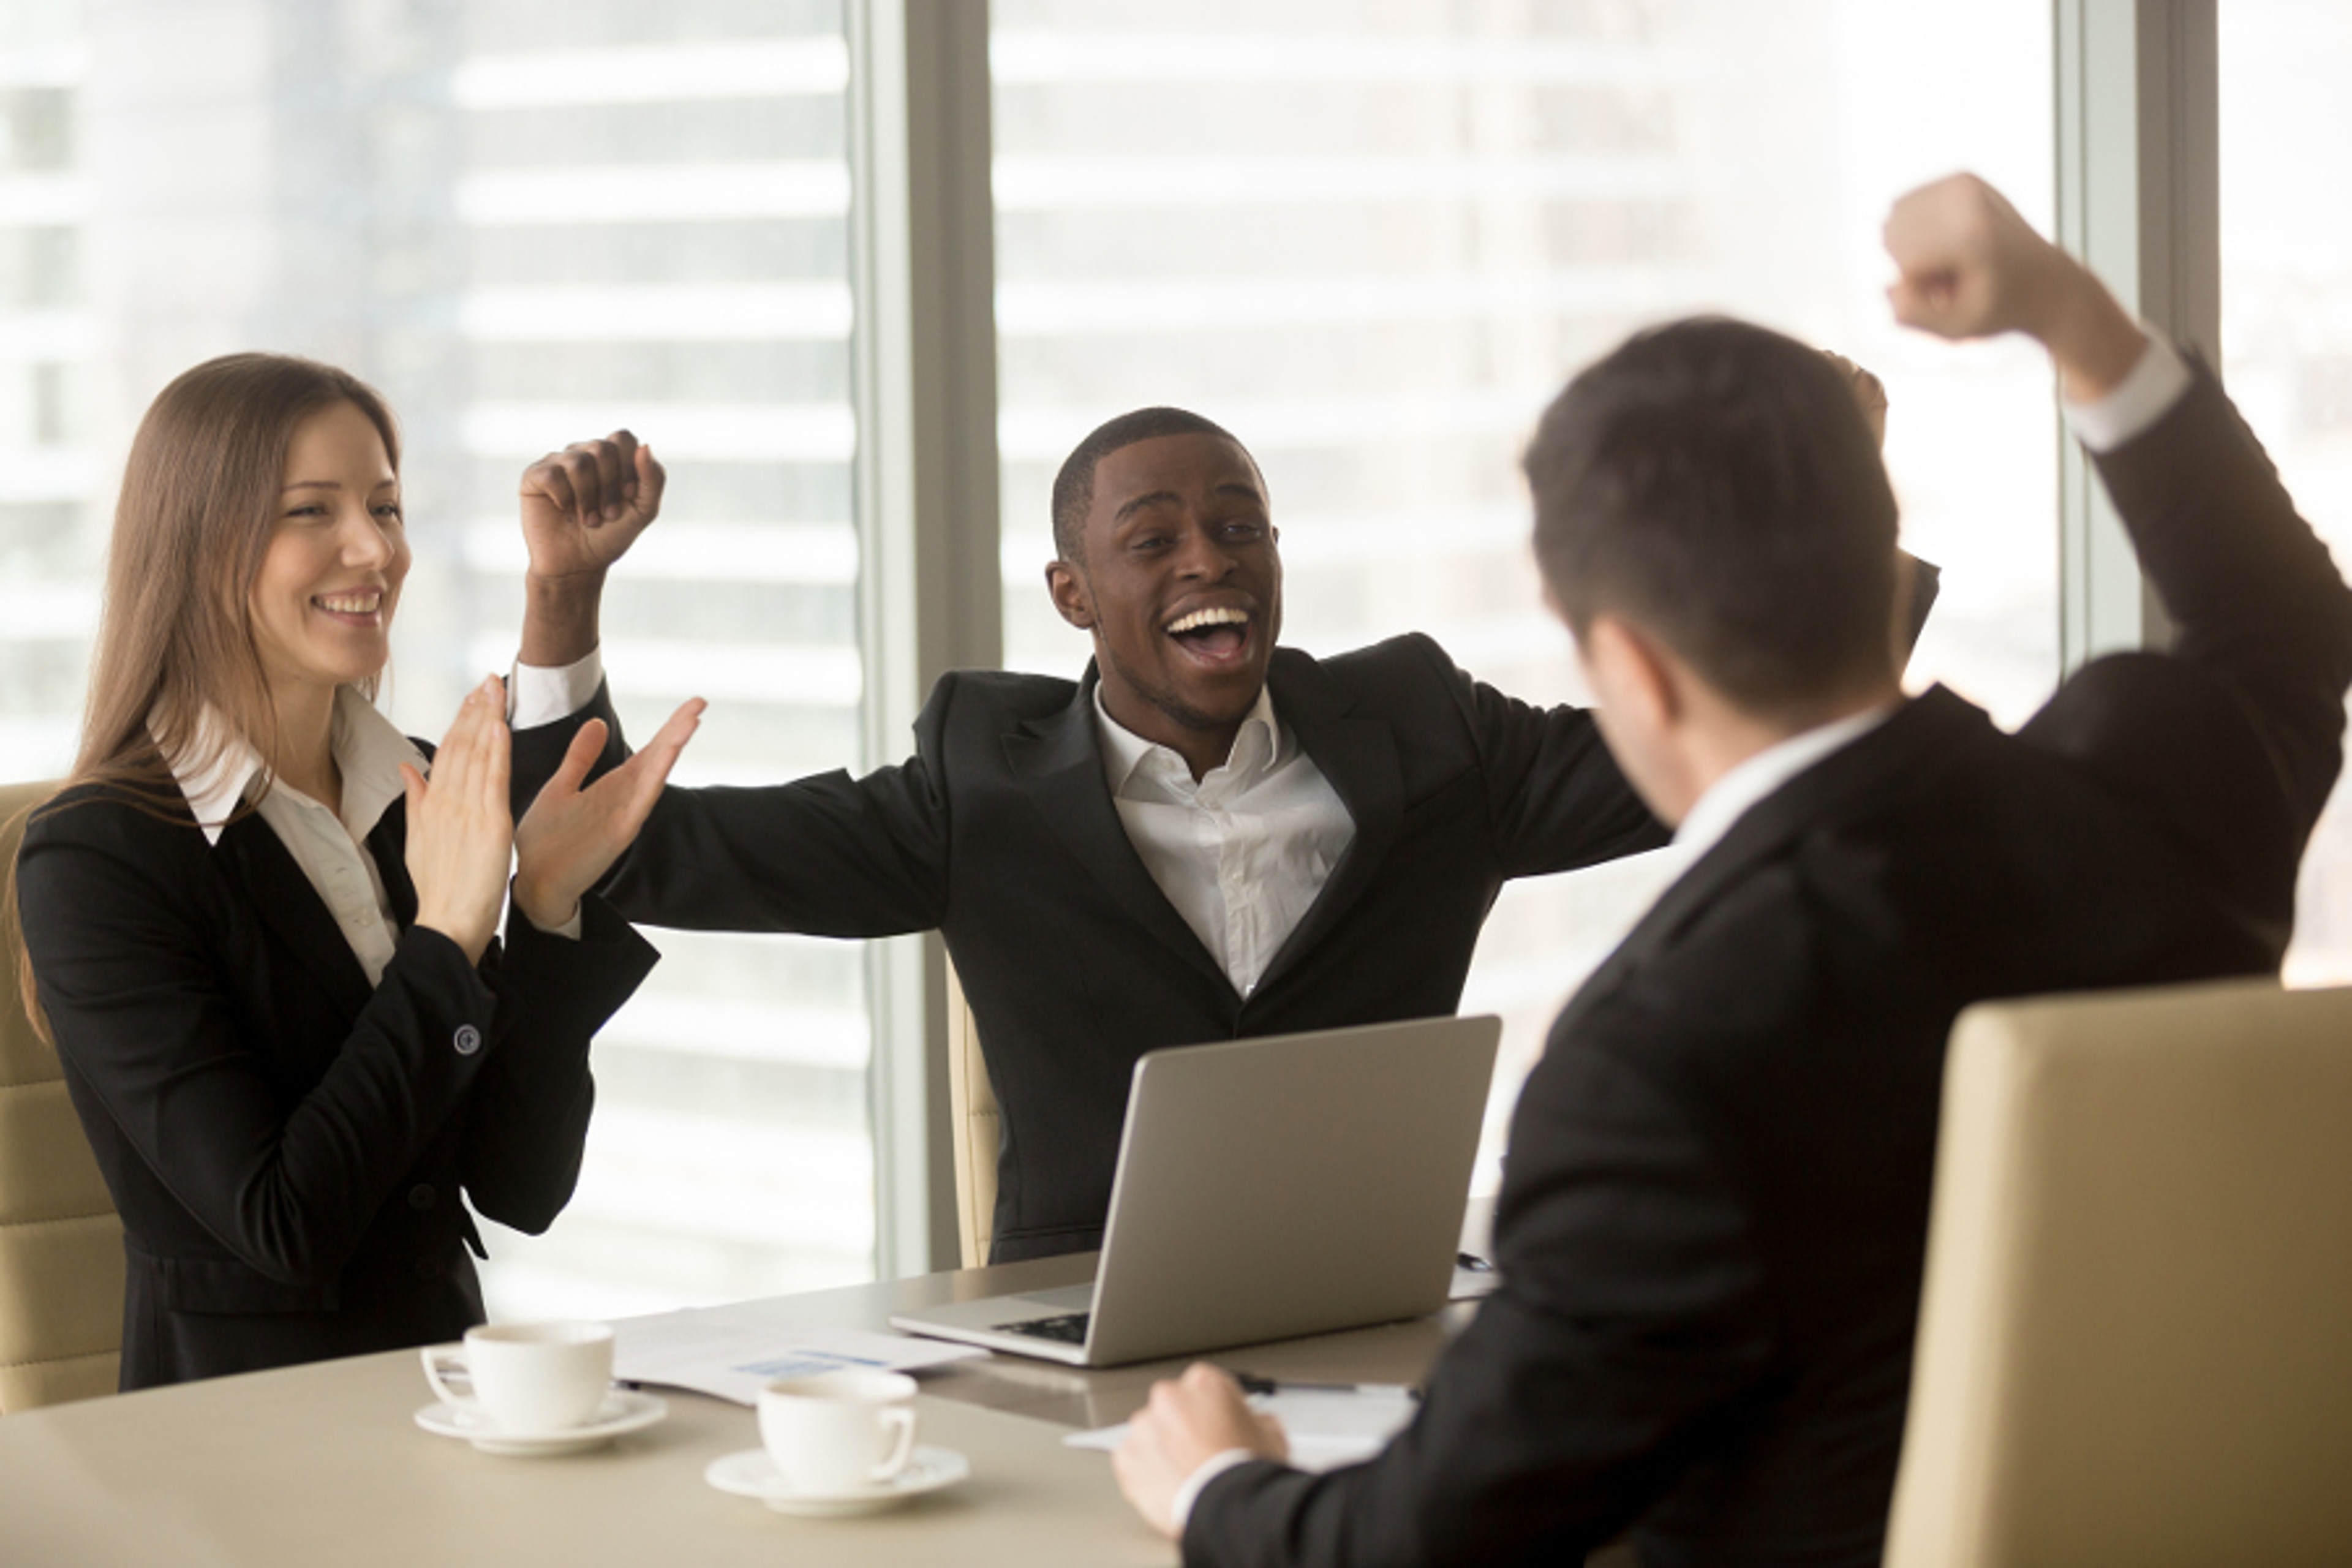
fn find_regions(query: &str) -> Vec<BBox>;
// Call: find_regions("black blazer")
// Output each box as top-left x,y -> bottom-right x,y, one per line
1183,372 -> 2352,1566
15,776 -> 657,1389
514,638 -> 1670,1259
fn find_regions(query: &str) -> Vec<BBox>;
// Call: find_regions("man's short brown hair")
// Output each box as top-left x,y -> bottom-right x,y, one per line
1525,317 -> 1901,717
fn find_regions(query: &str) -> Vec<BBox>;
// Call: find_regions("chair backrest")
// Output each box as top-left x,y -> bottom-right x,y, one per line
942,954 -> 999,1269
1884,976 -> 2352,1568
0,781 -> 125,1410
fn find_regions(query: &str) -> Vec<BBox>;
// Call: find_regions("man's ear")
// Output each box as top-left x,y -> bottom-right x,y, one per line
1046,559 -> 1095,631
1583,614 -> 1681,733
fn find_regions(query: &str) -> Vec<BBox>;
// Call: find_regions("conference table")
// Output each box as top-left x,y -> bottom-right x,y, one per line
0,1248 -> 1494,1567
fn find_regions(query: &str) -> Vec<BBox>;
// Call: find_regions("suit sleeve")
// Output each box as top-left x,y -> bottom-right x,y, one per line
456,892 -> 658,1232
18,806 -> 507,1288
1411,636 -> 1670,877
1185,1039 -> 1773,1568
2027,368 -> 2352,927
510,677 -> 950,938
2093,366 -> 2352,829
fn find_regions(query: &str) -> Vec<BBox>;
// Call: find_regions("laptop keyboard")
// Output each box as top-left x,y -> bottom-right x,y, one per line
995,1311 -> 1091,1344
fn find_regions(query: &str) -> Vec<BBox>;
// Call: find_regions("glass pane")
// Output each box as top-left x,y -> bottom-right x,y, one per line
0,0 -> 872,1314
992,0 -> 2057,1185
2222,2 -> 2352,986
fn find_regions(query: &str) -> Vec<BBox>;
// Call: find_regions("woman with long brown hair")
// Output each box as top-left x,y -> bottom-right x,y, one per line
12,353 -> 699,1389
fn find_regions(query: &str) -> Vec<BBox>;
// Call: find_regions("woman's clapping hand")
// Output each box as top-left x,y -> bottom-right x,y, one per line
402,676 -> 516,965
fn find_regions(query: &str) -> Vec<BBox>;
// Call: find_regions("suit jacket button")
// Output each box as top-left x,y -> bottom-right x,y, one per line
408,1183 -> 436,1211
453,1024 -> 482,1056
413,1255 -> 440,1281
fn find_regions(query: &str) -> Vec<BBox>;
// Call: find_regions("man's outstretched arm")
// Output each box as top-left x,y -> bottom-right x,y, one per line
504,432 -> 952,941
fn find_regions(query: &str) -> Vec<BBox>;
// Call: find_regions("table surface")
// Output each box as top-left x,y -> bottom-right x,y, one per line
0,1250 -> 1481,1568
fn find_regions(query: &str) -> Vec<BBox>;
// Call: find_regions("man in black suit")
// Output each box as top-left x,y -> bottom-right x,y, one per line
506,414 -> 1685,1261
1110,173 -> 2352,1566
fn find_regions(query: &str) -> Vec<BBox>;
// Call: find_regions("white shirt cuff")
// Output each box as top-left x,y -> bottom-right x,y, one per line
509,648 -> 605,731
2062,331 -> 2193,453
1170,1448 -> 1261,1534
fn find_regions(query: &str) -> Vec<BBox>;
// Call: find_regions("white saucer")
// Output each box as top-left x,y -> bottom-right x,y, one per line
414,1389 -> 668,1456
704,1445 -> 971,1517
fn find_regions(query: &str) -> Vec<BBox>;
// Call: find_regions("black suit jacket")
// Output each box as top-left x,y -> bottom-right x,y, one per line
1183,372 -> 2352,1566
15,778 -> 657,1389
515,637 -> 1669,1259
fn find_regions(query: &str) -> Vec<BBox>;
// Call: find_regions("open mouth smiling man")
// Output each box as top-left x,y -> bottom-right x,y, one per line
1047,423 -> 1283,782
502,402 -> 1920,1264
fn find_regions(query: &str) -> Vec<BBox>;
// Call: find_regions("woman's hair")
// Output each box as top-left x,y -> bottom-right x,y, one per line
9,353 -> 400,1036
70,352 -> 401,812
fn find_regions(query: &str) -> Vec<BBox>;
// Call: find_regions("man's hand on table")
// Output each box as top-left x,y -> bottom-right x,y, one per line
1113,1363 -> 1291,1539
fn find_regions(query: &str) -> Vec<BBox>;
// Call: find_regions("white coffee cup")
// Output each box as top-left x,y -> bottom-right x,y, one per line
421,1321 -> 616,1433
758,1369 -> 919,1494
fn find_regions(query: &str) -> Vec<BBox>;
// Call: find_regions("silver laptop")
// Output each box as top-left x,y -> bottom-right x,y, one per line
889,1014 -> 1501,1367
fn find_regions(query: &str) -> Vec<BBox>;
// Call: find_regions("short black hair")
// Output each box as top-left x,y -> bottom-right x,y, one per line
1525,317 -> 1899,717
1050,407 -> 1258,564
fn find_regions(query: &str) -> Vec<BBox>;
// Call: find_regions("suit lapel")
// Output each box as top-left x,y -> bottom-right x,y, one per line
213,814 -> 374,1022
1250,650 -> 1406,995
1558,688 -> 1985,1028
1003,671 -> 1234,992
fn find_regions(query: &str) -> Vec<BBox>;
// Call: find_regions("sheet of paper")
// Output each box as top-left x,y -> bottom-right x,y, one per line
612,1302 -> 987,1406
1065,1387 -> 1418,1473
1449,1261 -> 1500,1300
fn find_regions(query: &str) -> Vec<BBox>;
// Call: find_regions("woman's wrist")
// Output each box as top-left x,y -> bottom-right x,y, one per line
511,871 -> 584,935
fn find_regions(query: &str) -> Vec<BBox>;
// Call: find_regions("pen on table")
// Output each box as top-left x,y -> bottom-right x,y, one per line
1455,1251 -> 1493,1273
1231,1373 -> 1419,1400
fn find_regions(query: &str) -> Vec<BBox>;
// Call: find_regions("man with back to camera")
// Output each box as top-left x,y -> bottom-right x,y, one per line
500,344 -> 1924,1267
1108,172 -> 2352,1566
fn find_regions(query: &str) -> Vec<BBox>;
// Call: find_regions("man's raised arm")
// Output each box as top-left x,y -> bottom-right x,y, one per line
1888,171 -> 2352,920
516,429 -> 664,669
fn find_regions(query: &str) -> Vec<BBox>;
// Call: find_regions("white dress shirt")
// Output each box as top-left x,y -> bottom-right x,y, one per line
511,650 -> 1355,997
1091,684 -> 1354,997
164,687 -> 425,988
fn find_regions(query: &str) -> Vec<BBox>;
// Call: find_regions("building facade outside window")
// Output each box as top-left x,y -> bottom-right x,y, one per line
2220,0 -> 2352,987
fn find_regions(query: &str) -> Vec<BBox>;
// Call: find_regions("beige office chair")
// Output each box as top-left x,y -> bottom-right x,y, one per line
942,955 -> 1000,1268
0,782 -> 126,1409
1884,976 -> 2352,1568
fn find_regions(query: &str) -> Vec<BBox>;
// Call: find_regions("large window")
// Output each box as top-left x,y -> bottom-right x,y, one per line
0,0 -> 875,1316
990,0 -> 2056,1182
6,3 -> 2328,1287
2221,1 -> 2352,987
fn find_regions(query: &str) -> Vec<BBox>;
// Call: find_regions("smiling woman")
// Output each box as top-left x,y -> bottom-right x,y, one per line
248,401 -> 410,716
7,353 -> 695,1390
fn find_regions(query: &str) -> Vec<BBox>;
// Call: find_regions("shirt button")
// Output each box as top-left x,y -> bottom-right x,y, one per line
357,910 -> 377,927
453,1025 -> 482,1057
408,1183 -> 437,1212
